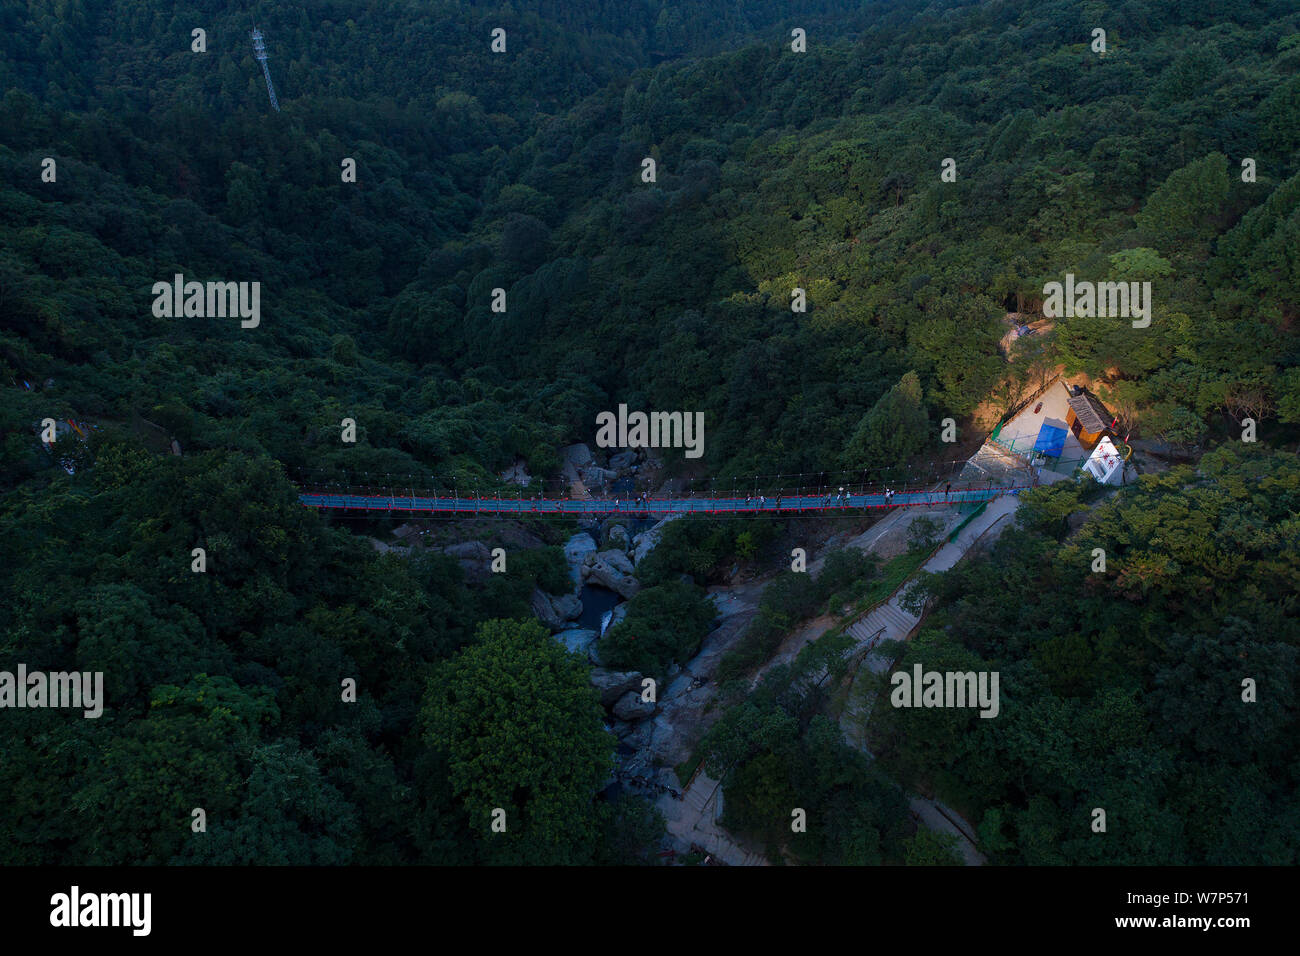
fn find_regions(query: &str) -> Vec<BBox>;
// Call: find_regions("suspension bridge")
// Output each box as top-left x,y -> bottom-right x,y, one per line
298,483 -> 1031,518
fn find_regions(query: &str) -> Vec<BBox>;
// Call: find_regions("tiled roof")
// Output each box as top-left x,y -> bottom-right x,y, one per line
1067,389 -> 1112,434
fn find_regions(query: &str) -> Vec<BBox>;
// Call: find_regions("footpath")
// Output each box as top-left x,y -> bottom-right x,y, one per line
656,486 -> 1023,864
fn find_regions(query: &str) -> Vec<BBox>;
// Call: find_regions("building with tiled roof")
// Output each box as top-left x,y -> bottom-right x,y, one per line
1065,385 -> 1115,448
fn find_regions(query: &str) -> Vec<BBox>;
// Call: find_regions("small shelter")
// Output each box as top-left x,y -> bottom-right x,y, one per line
1065,385 -> 1114,448
1083,435 -> 1126,486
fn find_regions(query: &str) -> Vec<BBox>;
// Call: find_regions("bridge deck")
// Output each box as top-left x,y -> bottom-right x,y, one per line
299,486 -> 1026,517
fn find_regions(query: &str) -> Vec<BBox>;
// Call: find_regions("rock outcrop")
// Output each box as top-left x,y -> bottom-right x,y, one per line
554,628 -> 599,658
612,689 -> 657,722
443,540 -> 490,561
583,549 -> 640,598
608,602 -> 629,631
561,443 -> 594,470
550,592 -> 582,622
582,465 -> 619,487
530,588 -> 565,631
605,523 -> 631,550
563,532 -> 598,592
589,668 -> 644,707
441,539 -> 492,581
632,514 -> 682,565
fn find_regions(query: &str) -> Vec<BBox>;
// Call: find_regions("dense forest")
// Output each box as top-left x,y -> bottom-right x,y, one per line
1,0 -> 1298,865
872,445 -> 1299,864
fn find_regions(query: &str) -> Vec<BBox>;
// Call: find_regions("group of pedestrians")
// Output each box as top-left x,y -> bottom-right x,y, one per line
608,493 -> 651,511
819,489 -> 852,507
573,481 -> 982,513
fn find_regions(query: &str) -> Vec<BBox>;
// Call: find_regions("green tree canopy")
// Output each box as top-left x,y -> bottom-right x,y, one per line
422,618 -> 614,865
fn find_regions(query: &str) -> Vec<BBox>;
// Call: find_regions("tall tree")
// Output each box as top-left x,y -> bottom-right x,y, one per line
421,619 -> 614,864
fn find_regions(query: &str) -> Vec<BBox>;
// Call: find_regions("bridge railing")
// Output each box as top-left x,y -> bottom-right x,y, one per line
297,481 -> 1035,517
290,456 -> 1014,503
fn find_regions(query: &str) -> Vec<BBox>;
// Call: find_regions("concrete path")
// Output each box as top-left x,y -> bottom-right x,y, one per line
656,772 -> 767,866
836,485 -> 1025,866
920,493 -> 1020,575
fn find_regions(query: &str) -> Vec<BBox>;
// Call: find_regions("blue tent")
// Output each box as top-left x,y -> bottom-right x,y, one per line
1034,422 -> 1067,458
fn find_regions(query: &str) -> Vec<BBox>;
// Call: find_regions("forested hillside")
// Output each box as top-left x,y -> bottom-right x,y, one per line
874,445 -> 1299,864
400,0 -> 1300,475
1,0 -> 1298,865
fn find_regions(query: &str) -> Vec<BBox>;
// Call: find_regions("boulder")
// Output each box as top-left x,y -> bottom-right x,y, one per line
605,524 -> 631,550
608,603 -> 629,630
443,540 -> 491,561
620,721 -> 654,751
563,532 -> 598,591
554,628 -> 598,658
500,458 -> 531,486
530,588 -> 565,631
550,592 -> 583,622
631,514 -> 682,565
598,549 -> 636,576
561,443 -> 595,470
613,690 -> 657,721
582,465 -> 619,487
589,668 -> 644,707
561,444 -> 594,490
609,450 -> 638,470
587,550 -> 640,598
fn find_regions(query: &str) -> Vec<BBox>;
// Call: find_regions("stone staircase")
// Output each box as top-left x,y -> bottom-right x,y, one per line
662,773 -> 768,866
846,599 -> 919,650
837,595 -> 924,746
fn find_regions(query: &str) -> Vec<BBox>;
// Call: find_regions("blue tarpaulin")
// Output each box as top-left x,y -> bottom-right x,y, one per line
1034,422 -> 1067,457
